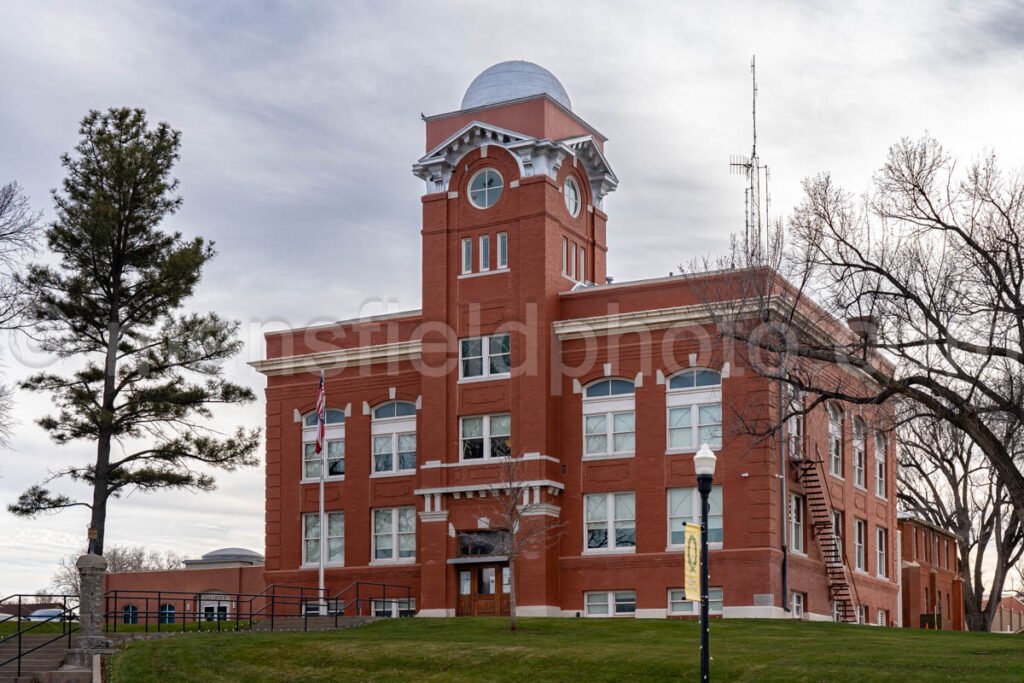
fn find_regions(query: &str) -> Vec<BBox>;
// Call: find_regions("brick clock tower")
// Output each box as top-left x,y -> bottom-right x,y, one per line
411,61 -> 618,615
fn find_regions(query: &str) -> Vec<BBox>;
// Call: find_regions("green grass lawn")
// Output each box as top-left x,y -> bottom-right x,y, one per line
107,617 -> 1024,682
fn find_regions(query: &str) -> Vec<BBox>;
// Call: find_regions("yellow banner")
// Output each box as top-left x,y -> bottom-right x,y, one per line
684,522 -> 701,601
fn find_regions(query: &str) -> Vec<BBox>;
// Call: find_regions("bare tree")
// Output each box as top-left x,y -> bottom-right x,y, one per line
50,544 -> 184,595
0,181 -> 40,446
463,456 -> 563,631
688,136 -> 1024,525
898,413 -> 1024,630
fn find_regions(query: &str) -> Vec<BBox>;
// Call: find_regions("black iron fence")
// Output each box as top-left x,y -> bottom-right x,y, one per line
0,593 -> 79,679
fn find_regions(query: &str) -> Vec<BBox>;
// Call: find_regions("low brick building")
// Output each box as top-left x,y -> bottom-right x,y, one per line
897,514 -> 964,630
988,596 -> 1024,633
108,61 -> 901,624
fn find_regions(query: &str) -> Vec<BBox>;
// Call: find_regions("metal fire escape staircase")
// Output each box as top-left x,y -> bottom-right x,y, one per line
795,447 -> 861,623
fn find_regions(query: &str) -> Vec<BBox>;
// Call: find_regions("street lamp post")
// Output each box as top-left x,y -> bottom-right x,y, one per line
694,443 -> 718,683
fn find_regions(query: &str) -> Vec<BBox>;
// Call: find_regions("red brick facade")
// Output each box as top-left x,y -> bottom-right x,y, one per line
108,63 -> 901,623
898,516 -> 964,630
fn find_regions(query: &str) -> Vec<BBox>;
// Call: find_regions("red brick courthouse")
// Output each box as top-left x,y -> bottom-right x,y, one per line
107,61 -> 902,624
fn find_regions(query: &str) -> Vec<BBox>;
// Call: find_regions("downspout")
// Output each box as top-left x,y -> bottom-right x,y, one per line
779,378 -> 789,613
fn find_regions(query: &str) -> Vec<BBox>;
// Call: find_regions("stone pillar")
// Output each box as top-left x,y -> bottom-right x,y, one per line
75,554 -> 110,649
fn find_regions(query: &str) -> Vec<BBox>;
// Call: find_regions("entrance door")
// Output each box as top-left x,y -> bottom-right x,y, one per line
456,564 -> 511,616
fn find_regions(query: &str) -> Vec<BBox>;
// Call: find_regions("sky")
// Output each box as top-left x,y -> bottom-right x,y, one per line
1,0 -> 1023,594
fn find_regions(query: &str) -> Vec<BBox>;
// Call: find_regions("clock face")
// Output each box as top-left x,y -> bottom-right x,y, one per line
564,176 -> 581,217
469,168 -> 503,209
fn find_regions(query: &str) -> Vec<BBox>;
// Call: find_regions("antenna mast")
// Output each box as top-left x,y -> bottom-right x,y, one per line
730,55 -> 769,263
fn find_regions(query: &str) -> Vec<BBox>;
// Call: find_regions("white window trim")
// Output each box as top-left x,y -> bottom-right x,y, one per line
789,494 -> 805,556
583,393 -> 636,459
458,333 -> 511,382
853,420 -> 867,490
666,486 -> 723,551
371,416 -> 417,476
584,590 -> 636,618
371,507 -> 416,564
876,527 -> 888,578
828,405 -> 844,480
875,432 -> 888,499
468,168 -> 503,210
301,511 -> 344,568
579,248 -> 586,283
791,591 -> 804,619
461,237 -> 473,274
854,519 -> 867,573
479,234 -> 490,272
372,598 -> 416,618
570,242 -> 577,280
459,414 -> 511,462
583,491 -> 636,554
565,176 -> 582,217
497,232 -> 508,269
665,384 -> 723,454
668,587 -> 724,616
562,237 -> 568,275
301,419 -> 345,484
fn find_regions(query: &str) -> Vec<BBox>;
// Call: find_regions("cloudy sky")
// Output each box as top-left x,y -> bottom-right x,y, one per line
1,0 -> 1022,593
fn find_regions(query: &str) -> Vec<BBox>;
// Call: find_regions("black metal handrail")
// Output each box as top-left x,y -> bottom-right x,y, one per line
0,594 -> 79,678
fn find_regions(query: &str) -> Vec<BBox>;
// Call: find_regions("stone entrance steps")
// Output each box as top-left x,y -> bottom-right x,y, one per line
0,634 -> 78,683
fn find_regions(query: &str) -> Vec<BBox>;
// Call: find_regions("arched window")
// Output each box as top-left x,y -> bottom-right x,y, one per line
828,404 -> 844,478
158,603 -> 175,624
786,386 -> 804,460
372,401 -> 417,474
875,431 -> 888,498
666,369 -> 722,452
122,604 -> 138,625
302,408 -> 345,481
583,379 -> 635,458
852,418 -> 866,488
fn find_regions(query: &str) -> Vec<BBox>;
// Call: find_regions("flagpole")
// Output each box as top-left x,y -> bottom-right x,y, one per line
318,370 -> 326,615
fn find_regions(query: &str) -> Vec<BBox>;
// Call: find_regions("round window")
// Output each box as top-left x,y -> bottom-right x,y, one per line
469,169 -> 503,209
564,176 -> 581,217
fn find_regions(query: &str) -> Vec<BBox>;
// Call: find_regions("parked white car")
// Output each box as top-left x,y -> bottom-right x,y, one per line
26,608 -> 64,621
0,612 -> 16,622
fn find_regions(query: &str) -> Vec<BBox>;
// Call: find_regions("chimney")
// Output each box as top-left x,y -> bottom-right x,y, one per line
847,315 -> 879,346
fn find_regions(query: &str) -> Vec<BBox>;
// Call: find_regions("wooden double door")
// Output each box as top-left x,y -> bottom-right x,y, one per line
456,563 -> 511,616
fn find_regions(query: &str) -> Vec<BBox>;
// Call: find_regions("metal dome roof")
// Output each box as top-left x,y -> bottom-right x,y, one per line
201,547 -> 264,560
461,61 -> 572,111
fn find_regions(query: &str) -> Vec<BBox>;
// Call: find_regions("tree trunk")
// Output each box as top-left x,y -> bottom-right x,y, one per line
508,553 -> 518,632
90,317 -> 121,556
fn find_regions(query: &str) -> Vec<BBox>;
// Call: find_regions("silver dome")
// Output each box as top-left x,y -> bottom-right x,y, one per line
461,61 -> 572,111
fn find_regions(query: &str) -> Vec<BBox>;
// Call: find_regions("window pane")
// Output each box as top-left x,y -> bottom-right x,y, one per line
325,409 -> 346,424
490,414 -> 511,436
489,334 -> 510,355
695,370 -> 721,387
374,452 -> 393,472
328,513 -> 343,536
463,438 -> 484,460
489,353 -> 510,375
669,488 -> 693,517
587,525 -> 608,549
614,591 -> 637,614
585,415 -> 606,435
490,436 -> 511,459
585,434 -> 607,455
585,380 -> 610,397
327,537 -> 344,563
461,338 -> 482,358
614,523 -> 636,547
586,593 -> 609,615
462,417 -> 483,438
614,493 -> 635,520
585,494 -> 608,522
609,379 -> 635,395
398,508 -> 416,532
304,443 -> 321,479
304,540 -> 319,563
374,403 -> 396,419
669,371 -> 696,389
305,514 -> 320,539
462,358 -> 483,377
374,510 -> 392,535
613,412 -> 635,433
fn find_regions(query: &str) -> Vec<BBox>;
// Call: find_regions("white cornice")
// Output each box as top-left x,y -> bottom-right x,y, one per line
250,340 -> 422,377
553,300 -> 763,340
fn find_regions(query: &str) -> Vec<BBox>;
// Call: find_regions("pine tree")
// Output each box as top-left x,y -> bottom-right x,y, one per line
9,108 -> 260,554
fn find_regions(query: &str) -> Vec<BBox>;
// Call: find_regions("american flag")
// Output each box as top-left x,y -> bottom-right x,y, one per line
314,370 -> 326,455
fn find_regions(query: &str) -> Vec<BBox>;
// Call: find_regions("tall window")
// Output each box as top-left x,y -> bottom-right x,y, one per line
584,492 -> 636,552
570,242 -> 577,280
668,587 -> 723,616
303,511 -> 344,566
122,605 -> 138,625
460,333 -> 511,379
789,494 -> 805,553
461,238 -> 472,274
668,486 -> 723,547
372,401 -> 416,474
877,609 -> 888,627
373,507 -> 416,562
302,408 -> 346,480
497,232 -> 508,269
460,414 -> 511,460
828,403 -> 844,478
583,379 -> 636,458
875,431 -> 888,498
855,518 -> 867,572
666,369 -> 722,452
562,237 -> 569,275
579,248 -> 586,283
786,386 -> 804,459
584,591 -> 636,617
853,418 -> 866,488
831,509 -> 844,562
876,527 -> 888,578
479,235 -> 490,271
